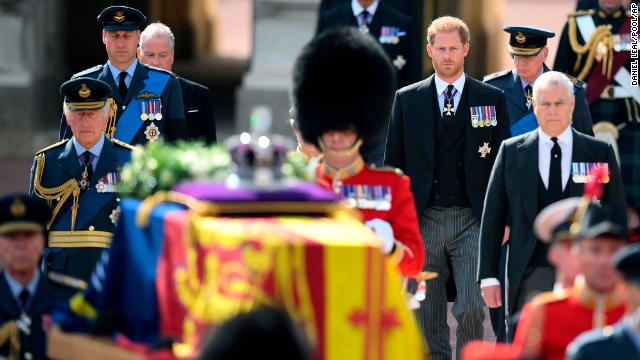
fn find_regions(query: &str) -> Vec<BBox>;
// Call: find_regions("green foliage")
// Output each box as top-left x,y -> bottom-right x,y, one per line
119,140 -> 231,198
119,141 -> 316,198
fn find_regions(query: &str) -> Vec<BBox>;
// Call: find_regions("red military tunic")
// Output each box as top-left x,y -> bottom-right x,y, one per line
316,158 -> 425,277
513,279 -> 626,360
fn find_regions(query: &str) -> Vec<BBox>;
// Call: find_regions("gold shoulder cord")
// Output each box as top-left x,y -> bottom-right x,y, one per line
32,154 -> 80,230
0,321 -> 19,360
104,98 -> 118,139
568,17 -> 614,80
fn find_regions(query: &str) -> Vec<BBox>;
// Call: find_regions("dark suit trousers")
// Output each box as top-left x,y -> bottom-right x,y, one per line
416,206 -> 485,360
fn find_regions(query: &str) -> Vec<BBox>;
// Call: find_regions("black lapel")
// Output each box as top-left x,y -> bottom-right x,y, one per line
91,137 -> 117,186
0,273 -> 20,318
340,3 -> 358,27
125,62 -> 148,105
417,76 -> 436,169
369,4 -> 384,37
58,140 -> 82,180
99,63 -> 120,104
568,129 -> 592,196
518,131 -> 540,225
454,78 -> 470,126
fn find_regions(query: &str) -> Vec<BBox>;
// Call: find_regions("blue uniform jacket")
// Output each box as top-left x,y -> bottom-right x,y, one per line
28,137 -> 133,301
0,271 -> 65,360
484,65 -> 594,137
567,323 -> 640,360
58,62 -> 187,145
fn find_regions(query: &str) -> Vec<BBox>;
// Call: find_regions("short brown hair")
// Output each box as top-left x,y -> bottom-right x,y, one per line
427,16 -> 470,45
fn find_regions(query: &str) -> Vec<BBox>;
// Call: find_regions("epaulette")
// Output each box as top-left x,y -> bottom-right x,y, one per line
369,165 -> 404,176
531,290 -> 569,306
48,271 -> 88,290
568,9 -> 596,17
483,69 -> 511,82
35,139 -> 69,155
142,63 -> 178,78
626,10 -> 631,18
112,138 -> 137,151
566,75 -> 585,88
71,64 -> 103,79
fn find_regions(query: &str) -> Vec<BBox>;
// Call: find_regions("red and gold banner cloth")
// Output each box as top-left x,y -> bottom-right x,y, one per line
156,212 -> 426,359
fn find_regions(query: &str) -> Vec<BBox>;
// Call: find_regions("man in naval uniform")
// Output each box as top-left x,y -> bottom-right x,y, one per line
484,26 -> 593,137
30,78 -> 135,302
58,5 -> 187,145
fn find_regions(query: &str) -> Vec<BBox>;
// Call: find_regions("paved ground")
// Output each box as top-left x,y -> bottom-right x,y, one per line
448,303 -> 496,359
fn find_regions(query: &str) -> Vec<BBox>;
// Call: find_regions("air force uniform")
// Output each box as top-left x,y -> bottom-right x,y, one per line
0,195 -> 83,360
484,26 -> 594,137
58,6 -> 187,145
30,78 -> 134,301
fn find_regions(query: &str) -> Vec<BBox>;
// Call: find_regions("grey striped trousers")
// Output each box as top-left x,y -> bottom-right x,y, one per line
415,206 -> 485,360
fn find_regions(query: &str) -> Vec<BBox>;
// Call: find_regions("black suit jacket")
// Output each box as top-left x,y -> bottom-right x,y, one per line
477,129 -> 625,312
0,272 -> 63,360
316,2 -> 421,88
567,323 -> 640,360
484,65 -> 594,136
179,77 -> 216,143
59,62 -> 187,145
384,74 -> 512,219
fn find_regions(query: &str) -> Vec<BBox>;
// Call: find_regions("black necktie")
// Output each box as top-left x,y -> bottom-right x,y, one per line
18,288 -> 30,311
442,84 -> 455,127
81,151 -> 94,188
118,71 -> 128,100
549,137 -> 562,200
524,85 -> 533,111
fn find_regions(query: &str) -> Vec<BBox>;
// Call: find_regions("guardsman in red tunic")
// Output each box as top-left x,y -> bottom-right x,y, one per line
291,27 -> 425,277
514,203 -> 628,360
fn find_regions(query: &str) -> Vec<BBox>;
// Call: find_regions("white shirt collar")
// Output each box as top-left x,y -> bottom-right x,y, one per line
516,66 -> 545,88
107,58 -> 138,81
434,73 -> 466,96
72,134 -> 105,158
352,0 -> 379,17
538,125 -> 573,145
3,271 -> 40,301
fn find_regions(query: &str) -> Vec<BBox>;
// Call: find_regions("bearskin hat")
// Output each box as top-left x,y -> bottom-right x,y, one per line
292,28 -> 396,154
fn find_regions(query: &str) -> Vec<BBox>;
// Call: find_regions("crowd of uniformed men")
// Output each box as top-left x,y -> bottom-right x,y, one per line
0,0 -> 639,359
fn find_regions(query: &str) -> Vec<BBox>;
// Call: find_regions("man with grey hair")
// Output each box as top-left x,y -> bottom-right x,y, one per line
138,22 -> 217,143
29,78 -> 135,302
477,71 -> 625,337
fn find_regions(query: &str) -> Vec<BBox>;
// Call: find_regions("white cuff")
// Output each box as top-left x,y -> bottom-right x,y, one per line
480,278 -> 500,288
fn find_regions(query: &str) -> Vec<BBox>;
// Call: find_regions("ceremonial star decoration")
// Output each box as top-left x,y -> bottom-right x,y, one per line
144,123 -> 161,142
393,55 -> 406,70
109,206 -> 121,224
478,142 -> 491,158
